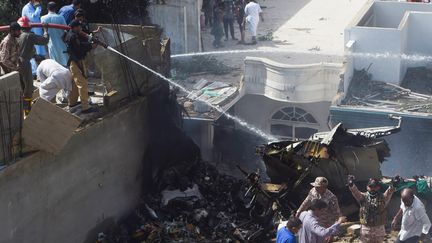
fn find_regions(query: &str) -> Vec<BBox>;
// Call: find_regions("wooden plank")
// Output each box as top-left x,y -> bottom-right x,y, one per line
22,99 -> 82,155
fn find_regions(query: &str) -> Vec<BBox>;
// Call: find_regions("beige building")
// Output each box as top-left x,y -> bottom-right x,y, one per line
234,57 -> 343,140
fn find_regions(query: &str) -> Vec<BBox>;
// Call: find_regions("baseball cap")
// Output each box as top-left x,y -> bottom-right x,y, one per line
310,177 -> 328,187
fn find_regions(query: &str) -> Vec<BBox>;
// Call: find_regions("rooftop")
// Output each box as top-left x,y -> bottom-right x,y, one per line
176,76 -> 241,121
340,68 -> 432,114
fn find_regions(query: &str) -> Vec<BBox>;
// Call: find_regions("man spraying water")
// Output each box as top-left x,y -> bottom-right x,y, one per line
63,20 -> 98,114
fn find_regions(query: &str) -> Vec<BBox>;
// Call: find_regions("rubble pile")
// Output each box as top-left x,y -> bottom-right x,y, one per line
95,160 -> 275,243
343,69 -> 409,103
342,69 -> 432,113
401,66 -> 432,95
171,55 -> 236,79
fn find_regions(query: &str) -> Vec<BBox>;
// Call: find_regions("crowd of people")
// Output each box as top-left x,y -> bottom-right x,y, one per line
202,0 -> 264,48
0,0 -> 100,115
276,176 -> 432,243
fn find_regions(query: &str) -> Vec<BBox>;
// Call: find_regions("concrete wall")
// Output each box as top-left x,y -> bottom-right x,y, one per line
93,25 -> 167,103
0,99 -> 149,243
344,1 -> 432,86
357,1 -> 432,28
149,0 -> 202,54
0,72 -> 22,165
183,118 -> 214,161
405,12 -> 432,56
345,27 -> 402,83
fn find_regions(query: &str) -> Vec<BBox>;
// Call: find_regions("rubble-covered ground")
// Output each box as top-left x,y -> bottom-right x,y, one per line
93,160 -> 275,243
334,232 -> 397,243
92,158 -> 402,243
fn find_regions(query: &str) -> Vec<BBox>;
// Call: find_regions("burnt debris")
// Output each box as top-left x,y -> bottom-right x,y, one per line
342,69 -> 432,113
94,160 -> 288,243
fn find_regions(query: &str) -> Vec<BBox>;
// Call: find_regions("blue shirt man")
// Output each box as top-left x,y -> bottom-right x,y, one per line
22,0 -> 45,57
59,0 -> 82,24
42,2 -> 69,66
22,0 -> 45,75
276,217 -> 302,243
277,227 -> 296,243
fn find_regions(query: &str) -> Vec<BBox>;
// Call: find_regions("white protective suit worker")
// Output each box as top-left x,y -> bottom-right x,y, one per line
244,0 -> 263,44
36,59 -> 73,102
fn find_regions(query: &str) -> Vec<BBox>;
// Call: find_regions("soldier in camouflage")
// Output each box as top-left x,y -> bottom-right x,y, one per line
349,177 -> 395,243
296,177 -> 341,228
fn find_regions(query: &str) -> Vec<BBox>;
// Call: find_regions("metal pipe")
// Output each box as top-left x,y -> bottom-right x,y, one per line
0,23 -> 71,32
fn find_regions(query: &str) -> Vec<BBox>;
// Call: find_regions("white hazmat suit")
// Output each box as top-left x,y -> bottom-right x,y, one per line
36,59 -> 73,102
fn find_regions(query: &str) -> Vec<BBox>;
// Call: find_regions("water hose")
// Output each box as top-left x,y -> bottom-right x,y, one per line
0,23 -> 70,32
0,23 -> 108,48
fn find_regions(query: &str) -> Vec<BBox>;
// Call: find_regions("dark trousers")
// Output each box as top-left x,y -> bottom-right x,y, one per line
205,11 -> 213,26
396,236 -> 420,243
19,60 -> 34,99
223,18 -> 235,39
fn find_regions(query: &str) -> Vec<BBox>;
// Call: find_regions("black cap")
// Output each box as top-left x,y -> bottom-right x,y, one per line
69,19 -> 81,28
10,22 -> 21,31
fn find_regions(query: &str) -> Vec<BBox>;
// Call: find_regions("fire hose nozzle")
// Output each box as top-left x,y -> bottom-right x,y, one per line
91,36 -> 108,49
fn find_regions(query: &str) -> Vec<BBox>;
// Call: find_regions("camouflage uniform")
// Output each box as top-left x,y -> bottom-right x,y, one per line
0,33 -> 20,73
349,185 -> 394,243
298,187 -> 341,227
359,225 -> 386,243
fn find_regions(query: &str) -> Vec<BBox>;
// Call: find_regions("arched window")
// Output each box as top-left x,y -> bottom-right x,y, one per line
270,107 -> 319,139
271,107 -> 317,124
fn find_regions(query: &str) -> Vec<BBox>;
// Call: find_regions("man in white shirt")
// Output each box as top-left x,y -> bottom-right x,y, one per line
392,188 -> 431,243
36,59 -> 73,102
244,0 -> 263,44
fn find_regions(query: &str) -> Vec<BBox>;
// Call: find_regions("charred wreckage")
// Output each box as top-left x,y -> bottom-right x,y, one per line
95,115 -> 431,242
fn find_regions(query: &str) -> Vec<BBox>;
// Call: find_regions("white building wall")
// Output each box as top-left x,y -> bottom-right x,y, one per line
346,27 -> 402,83
405,13 -> 432,56
345,1 -> 432,85
358,1 -> 432,28
242,57 -> 342,103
